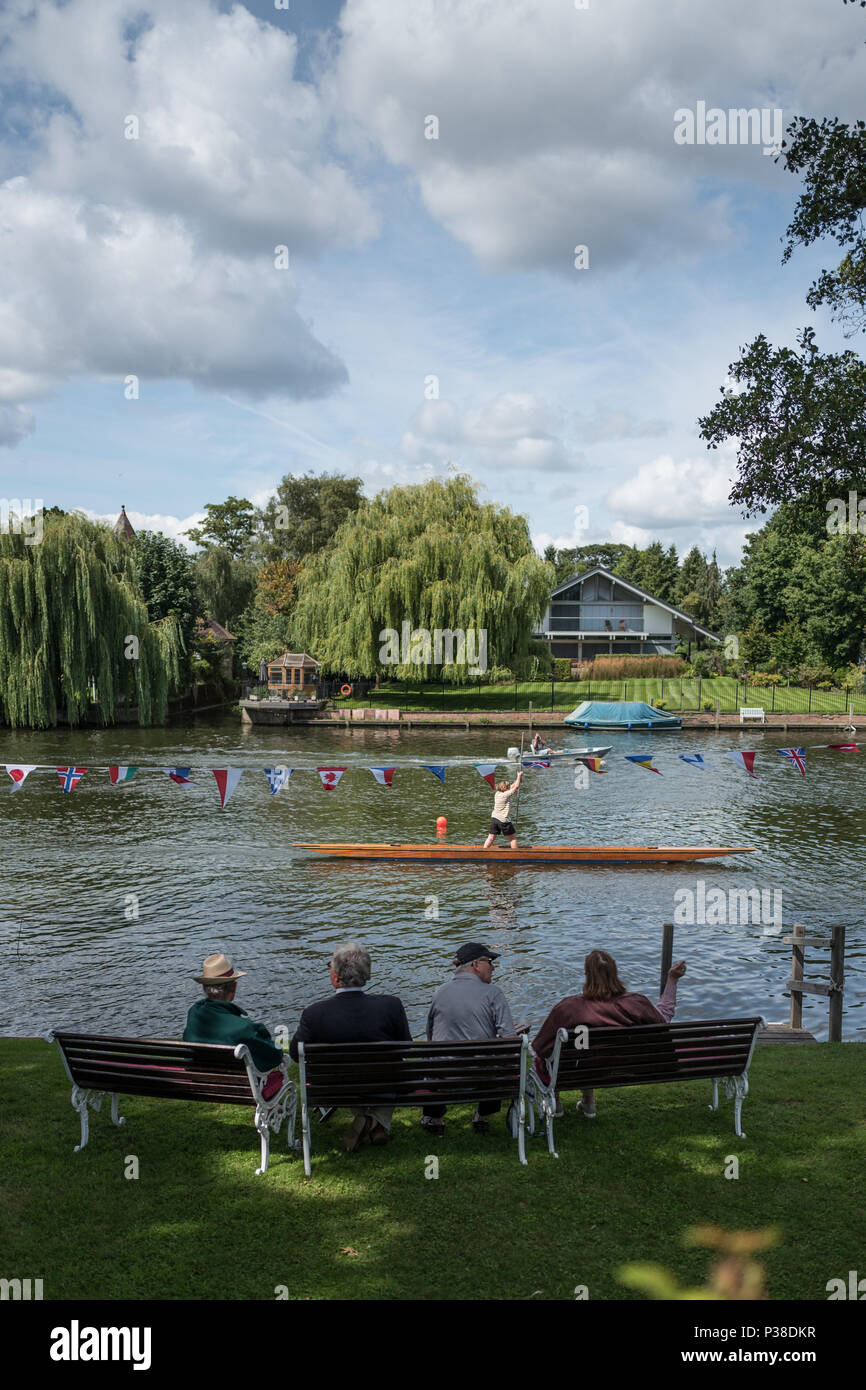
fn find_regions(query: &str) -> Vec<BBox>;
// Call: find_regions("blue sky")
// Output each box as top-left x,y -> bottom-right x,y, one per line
0,0 -> 861,566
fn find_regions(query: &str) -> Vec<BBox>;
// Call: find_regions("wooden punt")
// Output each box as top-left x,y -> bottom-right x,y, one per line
293,842 -> 755,865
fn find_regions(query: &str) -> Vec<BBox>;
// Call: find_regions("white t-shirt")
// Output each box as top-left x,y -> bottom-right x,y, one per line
492,788 -> 512,821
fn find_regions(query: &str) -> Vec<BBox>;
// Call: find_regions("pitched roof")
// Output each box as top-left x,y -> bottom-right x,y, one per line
113,505 -> 136,540
267,652 -> 321,668
549,566 -> 720,641
197,616 -> 236,642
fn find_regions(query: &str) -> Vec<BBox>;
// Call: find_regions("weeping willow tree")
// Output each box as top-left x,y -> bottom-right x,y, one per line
0,513 -> 185,727
290,476 -> 554,680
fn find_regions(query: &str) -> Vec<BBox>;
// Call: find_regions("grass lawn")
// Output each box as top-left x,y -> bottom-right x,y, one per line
2,1039 -> 863,1301
334,677 -> 866,716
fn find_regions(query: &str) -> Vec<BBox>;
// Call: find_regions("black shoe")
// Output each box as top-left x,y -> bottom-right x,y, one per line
472,1112 -> 490,1135
421,1117 -> 445,1137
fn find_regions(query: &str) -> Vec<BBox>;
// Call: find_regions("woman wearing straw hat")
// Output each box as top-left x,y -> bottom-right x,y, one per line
183,952 -> 283,1076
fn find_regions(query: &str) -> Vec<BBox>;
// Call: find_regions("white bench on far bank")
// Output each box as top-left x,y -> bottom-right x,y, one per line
739,706 -> 765,723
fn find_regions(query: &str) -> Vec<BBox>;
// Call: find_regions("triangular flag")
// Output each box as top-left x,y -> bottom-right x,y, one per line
624,754 -> 662,775
827,743 -> 859,752
727,750 -> 757,778
474,764 -> 498,788
57,766 -> 86,793
6,764 -> 38,791
579,757 -> 608,774
778,747 -> 806,775
318,767 -> 346,790
213,767 -> 244,808
164,767 -> 194,784
679,754 -> 708,769
264,766 -> 293,796
523,759 -> 551,768
422,765 -> 446,783
108,765 -> 138,784
369,767 -> 396,786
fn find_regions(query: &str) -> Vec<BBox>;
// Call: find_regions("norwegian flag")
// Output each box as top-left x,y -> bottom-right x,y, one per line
727,750 -> 758,778
474,764 -> 498,788
369,767 -> 396,787
213,768 -> 243,808
57,766 -> 86,793
6,764 -> 38,792
164,767 -> 195,785
317,767 -> 346,790
108,766 -> 138,784
264,766 -> 293,796
778,747 -> 806,775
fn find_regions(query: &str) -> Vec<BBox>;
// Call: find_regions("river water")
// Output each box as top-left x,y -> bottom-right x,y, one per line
1,716 -> 863,1041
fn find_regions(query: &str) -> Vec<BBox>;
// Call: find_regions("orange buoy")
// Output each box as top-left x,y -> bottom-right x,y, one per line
340,683 -> 352,696
436,816 -> 447,835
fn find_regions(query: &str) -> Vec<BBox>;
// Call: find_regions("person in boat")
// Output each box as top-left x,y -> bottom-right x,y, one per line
483,769 -> 523,850
289,941 -> 411,1151
421,942 -> 516,1138
531,950 -> 687,1116
530,733 -> 546,754
184,952 -> 285,1098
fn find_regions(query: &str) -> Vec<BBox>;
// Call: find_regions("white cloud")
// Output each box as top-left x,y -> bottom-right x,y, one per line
83,508 -> 203,548
606,452 -> 736,527
401,391 -> 581,473
338,0 -> 862,273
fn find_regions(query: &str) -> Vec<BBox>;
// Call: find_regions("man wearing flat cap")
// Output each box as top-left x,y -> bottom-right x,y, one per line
183,952 -> 283,1074
422,942 -> 516,1137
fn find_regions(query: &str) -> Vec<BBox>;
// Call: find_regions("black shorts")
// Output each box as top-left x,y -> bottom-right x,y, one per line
489,818 -> 516,837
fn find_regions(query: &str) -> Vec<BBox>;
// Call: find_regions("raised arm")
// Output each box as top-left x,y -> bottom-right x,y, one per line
657,960 -> 686,1022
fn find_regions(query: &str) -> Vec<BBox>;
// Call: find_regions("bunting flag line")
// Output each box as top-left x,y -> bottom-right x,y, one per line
422,765 -> 446,783
264,766 -> 292,796
474,764 -> 498,788
624,754 -> 662,775
317,767 -> 346,790
579,757 -> 608,774
108,766 -> 137,785
369,767 -> 396,786
778,747 -> 806,775
6,764 -> 38,791
57,766 -> 86,793
679,753 -> 708,769
827,743 -> 859,752
164,767 -> 194,785
727,750 -> 758,778
213,768 -> 244,808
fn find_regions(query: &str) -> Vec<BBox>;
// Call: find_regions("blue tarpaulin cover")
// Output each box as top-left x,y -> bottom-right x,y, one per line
563,700 -> 682,729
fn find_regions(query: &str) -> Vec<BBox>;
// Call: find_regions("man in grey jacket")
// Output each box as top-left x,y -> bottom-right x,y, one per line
422,942 -> 516,1137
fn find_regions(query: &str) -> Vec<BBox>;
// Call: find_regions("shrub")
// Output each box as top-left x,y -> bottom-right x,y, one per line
701,699 -> 714,711
746,672 -> 785,687
552,657 -> 572,681
582,655 -> 684,680
653,698 -> 668,710
484,666 -> 514,684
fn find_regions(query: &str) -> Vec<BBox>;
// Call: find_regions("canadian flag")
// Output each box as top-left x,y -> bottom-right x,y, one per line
213,768 -> 244,809
317,767 -> 346,790
6,764 -> 38,792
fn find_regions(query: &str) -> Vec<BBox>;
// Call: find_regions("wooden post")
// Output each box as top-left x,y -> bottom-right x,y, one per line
789,923 -> 805,1030
528,700 -> 533,733
512,732 -> 525,828
829,924 -> 845,1043
659,921 -> 674,996
715,696 -> 720,731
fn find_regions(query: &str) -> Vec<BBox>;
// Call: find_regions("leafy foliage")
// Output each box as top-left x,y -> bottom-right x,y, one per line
185,497 -> 257,557
258,472 -> 365,562
289,476 -> 553,678
0,513 -> 183,727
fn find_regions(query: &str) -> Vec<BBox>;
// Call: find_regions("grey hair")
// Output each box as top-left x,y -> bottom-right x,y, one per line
331,941 -> 371,988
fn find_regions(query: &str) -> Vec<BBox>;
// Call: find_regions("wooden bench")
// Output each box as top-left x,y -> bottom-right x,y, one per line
297,1036 -> 530,1173
740,706 -> 765,723
48,1031 -> 298,1175
526,1017 -> 764,1156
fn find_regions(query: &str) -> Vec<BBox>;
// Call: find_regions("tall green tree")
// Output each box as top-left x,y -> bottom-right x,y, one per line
192,546 -> 257,630
542,541 -> 632,585
185,497 -> 257,558
0,513 -> 184,727
133,531 -> 197,659
289,475 -> 553,679
259,472 -> 365,561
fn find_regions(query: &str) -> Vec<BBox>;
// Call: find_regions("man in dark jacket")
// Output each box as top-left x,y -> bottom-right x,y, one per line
183,952 -> 283,1075
290,941 -> 411,1151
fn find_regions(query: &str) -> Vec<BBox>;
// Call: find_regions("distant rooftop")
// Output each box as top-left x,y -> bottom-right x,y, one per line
113,505 -> 136,541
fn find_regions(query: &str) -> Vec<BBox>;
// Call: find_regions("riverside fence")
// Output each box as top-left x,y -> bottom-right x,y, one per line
325,677 -> 866,716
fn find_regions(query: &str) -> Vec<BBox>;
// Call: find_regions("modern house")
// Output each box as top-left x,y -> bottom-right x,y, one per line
266,651 -> 322,698
535,567 -> 719,662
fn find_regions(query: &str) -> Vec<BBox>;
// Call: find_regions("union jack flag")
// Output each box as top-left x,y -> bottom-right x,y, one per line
778,747 -> 806,775
57,766 -> 86,793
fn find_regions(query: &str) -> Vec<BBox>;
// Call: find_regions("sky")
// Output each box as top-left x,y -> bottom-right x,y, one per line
0,0 -> 862,568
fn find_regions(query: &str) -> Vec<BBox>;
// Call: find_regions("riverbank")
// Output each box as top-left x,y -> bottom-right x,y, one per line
302,708 -> 859,731
4,1038 -> 862,1300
